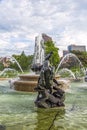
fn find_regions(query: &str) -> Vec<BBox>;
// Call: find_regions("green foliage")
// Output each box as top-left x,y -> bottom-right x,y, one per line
0,70 -> 18,78
18,51 -> 29,71
71,50 -> 87,68
9,51 -> 33,72
28,55 -> 34,70
44,41 -> 60,68
0,62 -> 4,71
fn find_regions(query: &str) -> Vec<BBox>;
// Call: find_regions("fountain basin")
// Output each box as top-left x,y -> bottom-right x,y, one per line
19,74 -> 39,81
13,74 -> 69,92
0,81 -> 87,130
14,80 -> 37,92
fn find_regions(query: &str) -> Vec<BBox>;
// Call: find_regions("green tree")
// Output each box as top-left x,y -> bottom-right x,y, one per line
71,50 -> 87,68
44,41 -> 60,68
0,62 -> 4,71
28,55 -> 34,70
18,51 -> 29,71
10,51 -> 33,72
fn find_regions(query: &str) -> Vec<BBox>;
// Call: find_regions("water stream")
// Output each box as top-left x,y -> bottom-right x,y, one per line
0,80 -> 87,130
0,56 -> 23,76
55,53 -> 85,75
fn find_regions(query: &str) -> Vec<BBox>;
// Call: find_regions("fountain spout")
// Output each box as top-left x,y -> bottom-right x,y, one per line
9,56 -> 23,73
55,53 -> 85,76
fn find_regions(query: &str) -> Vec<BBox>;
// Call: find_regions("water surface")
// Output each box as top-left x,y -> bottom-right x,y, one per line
0,80 -> 87,130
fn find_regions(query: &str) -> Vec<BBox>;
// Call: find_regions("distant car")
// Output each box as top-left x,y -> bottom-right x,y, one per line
84,76 -> 87,82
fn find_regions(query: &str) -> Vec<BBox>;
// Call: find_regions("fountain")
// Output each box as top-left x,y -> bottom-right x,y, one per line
13,37 -> 70,92
56,53 -> 85,73
0,78 -> 87,129
13,56 -> 69,92
0,68 -> 18,77
0,56 -> 23,79
58,68 -> 76,79
84,68 -> 87,82
9,52 -> 85,91
0,56 -> 23,73
8,56 -> 23,73
55,53 -> 85,81
34,52 -> 66,108
13,65 -> 63,92
0,45 -> 86,129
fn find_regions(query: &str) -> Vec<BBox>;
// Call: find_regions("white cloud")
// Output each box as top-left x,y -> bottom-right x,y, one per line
0,0 -> 87,57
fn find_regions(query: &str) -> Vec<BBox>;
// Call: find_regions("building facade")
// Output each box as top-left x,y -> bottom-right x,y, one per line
63,50 -> 69,56
68,45 -> 86,52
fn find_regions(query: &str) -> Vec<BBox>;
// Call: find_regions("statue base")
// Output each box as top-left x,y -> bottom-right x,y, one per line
34,87 -> 65,108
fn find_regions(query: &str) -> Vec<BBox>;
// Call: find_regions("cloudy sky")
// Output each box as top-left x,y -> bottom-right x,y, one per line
0,0 -> 87,57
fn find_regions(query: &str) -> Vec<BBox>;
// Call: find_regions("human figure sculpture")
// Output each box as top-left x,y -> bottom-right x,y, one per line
34,52 -> 65,108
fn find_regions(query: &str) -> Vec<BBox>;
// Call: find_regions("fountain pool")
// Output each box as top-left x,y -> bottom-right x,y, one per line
0,80 -> 87,130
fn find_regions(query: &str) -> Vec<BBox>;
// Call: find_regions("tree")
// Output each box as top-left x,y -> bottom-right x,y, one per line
0,62 -> 4,71
71,50 -> 87,68
28,55 -> 34,70
10,51 -> 33,72
44,41 -> 60,68
18,51 -> 29,71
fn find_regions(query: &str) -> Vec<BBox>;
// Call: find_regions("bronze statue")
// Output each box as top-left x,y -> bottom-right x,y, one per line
34,52 -> 65,108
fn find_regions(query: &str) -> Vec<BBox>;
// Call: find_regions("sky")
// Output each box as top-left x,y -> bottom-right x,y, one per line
0,0 -> 87,57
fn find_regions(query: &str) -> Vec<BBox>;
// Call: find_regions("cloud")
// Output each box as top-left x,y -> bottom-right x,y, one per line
0,0 -> 87,57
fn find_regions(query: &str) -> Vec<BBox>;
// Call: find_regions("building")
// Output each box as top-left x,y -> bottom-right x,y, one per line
0,57 -> 10,67
63,50 -> 69,56
33,33 -> 52,66
42,33 -> 52,43
68,45 -> 86,52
